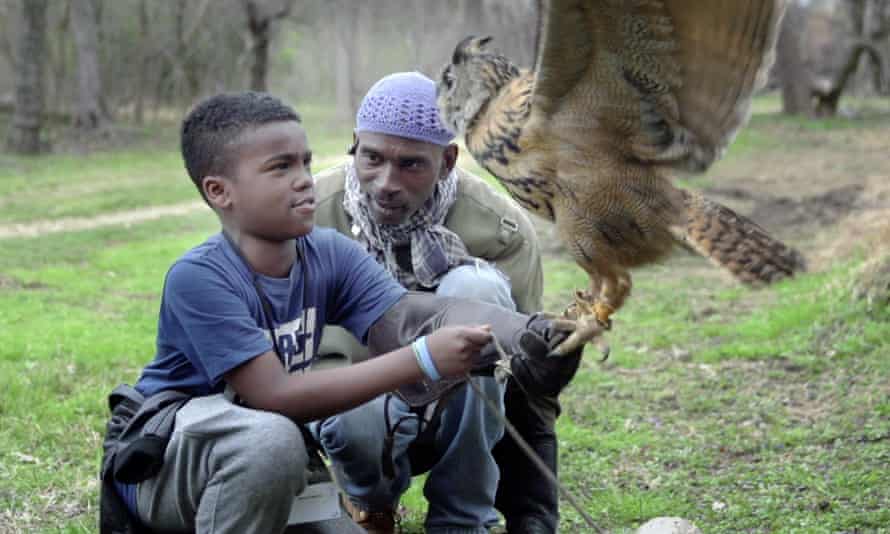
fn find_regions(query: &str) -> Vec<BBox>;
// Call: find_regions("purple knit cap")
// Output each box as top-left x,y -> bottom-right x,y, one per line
355,72 -> 455,146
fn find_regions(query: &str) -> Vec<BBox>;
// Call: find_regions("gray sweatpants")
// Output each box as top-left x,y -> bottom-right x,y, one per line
135,393 -> 364,534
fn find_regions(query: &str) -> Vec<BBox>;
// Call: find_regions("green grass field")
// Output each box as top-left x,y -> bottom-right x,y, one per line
1,100 -> 889,533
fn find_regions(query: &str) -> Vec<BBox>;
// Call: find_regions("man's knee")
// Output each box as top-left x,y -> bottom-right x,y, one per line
439,377 -> 505,445
437,263 -> 515,309
316,400 -> 383,461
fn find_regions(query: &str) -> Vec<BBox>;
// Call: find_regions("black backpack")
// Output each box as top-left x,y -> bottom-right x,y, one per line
99,384 -> 189,534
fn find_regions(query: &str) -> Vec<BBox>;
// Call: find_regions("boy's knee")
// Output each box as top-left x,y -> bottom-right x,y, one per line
240,412 -> 309,496
437,264 -> 514,309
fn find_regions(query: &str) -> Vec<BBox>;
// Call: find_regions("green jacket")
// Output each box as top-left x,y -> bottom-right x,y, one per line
312,163 -> 543,364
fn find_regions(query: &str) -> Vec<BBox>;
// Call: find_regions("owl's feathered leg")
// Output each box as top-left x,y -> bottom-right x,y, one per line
595,267 -> 632,327
551,267 -> 631,357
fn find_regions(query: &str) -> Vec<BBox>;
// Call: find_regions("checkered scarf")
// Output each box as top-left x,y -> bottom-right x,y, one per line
342,163 -> 476,289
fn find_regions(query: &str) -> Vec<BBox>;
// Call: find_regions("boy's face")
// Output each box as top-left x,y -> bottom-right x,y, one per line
353,132 -> 455,226
215,121 -> 315,240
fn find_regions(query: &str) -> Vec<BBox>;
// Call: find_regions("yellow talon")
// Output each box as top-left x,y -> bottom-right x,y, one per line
593,302 -> 614,330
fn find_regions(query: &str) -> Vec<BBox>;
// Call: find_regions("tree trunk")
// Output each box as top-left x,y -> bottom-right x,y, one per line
332,0 -> 359,121
411,1 -> 427,69
813,44 -> 861,116
459,0 -> 487,36
249,30 -> 270,92
6,0 -> 48,154
134,0 -> 149,125
243,0 -> 294,92
776,1 -> 812,115
244,0 -> 270,92
0,3 -> 14,67
811,0 -> 889,116
70,0 -> 107,130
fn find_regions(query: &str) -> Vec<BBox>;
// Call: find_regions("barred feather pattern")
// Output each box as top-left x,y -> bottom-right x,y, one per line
463,68 -> 560,221
675,190 -> 807,285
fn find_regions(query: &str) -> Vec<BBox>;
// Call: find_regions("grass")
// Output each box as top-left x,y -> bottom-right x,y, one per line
1,97 -> 889,533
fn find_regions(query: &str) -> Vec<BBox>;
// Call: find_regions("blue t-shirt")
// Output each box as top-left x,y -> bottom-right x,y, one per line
118,227 -> 406,514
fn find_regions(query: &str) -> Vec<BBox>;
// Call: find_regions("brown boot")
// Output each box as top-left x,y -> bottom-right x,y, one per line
342,497 -> 396,534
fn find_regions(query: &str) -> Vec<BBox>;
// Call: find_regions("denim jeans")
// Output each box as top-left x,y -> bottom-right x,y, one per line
313,262 -> 515,534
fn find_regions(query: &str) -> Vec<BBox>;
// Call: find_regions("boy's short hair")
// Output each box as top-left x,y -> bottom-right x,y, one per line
181,91 -> 301,202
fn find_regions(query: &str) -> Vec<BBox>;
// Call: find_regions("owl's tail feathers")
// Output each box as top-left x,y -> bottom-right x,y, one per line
672,190 -> 807,285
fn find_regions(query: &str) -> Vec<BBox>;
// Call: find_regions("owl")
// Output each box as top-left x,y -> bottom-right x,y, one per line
437,0 -> 806,354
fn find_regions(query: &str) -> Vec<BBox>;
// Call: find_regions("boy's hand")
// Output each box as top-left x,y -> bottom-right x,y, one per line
425,325 -> 492,378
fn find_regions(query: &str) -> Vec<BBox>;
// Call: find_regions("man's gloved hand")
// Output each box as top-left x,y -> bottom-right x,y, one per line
509,314 -> 584,398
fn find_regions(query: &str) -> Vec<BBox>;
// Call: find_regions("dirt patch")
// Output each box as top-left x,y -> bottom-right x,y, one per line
706,183 -> 865,230
0,201 -> 206,239
704,170 -> 890,271
810,176 -> 890,269
0,274 -> 48,290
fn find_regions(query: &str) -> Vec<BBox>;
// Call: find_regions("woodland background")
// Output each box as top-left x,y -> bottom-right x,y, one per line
1,0 -> 889,152
1,1 -> 889,533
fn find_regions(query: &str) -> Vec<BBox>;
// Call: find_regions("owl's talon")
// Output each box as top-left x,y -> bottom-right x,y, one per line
550,313 -> 605,356
549,289 -> 615,355
598,342 -> 611,361
593,302 -> 615,328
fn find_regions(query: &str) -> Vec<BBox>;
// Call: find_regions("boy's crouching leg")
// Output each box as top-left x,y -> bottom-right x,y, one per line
136,394 -> 308,534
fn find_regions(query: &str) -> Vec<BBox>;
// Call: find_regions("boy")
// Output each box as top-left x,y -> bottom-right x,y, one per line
100,92 -> 590,534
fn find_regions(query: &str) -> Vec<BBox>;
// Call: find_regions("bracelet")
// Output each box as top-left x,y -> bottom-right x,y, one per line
412,336 -> 441,382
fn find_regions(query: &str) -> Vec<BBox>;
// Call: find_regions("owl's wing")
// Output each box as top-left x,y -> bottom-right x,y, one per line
531,0 -> 786,172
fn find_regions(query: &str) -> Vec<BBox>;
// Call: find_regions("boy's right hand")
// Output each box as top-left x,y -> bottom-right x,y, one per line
424,325 -> 493,378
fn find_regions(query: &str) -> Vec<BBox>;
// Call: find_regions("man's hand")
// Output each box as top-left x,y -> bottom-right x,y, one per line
509,314 -> 587,397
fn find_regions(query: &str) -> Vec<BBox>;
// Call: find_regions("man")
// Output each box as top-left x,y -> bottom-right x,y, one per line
313,72 -> 581,534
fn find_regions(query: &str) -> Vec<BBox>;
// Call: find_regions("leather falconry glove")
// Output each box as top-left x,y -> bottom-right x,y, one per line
367,292 -> 589,402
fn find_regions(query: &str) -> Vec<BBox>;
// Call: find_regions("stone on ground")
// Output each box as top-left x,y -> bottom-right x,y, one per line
636,516 -> 702,534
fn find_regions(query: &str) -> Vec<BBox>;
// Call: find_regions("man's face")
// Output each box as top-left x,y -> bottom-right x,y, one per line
353,132 -> 453,226
220,121 -> 315,240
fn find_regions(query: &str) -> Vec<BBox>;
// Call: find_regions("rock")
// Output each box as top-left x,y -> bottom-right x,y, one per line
636,517 -> 703,534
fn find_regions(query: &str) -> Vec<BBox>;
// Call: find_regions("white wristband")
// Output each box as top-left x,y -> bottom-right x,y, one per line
412,336 -> 441,381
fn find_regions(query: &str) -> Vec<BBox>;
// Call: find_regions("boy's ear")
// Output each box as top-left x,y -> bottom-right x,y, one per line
203,175 -> 232,209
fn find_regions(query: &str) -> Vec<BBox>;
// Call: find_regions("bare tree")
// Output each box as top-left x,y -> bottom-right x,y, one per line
6,0 -> 48,154
811,0 -> 890,115
777,0 -> 890,116
331,0 -> 360,121
777,0 -> 811,115
0,1 -> 15,69
0,0 -> 553,128
70,0 -> 107,129
242,0 -> 295,92
133,0 -> 149,124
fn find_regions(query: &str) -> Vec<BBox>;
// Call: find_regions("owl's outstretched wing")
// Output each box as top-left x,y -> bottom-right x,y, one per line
531,0 -> 786,172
